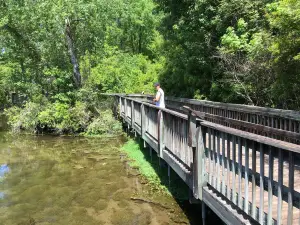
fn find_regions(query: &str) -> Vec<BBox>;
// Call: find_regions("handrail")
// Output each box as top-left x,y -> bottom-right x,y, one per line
111,93 -> 300,144
103,93 -> 300,120
124,96 -> 188,120
166,96 -> 300,121
201,121 -> 300,153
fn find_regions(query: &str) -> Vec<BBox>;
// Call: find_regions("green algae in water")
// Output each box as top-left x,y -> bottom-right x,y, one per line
121,139 -> 189,200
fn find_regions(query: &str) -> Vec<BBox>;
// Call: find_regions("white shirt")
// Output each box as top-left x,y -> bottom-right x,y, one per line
156,88 -> 165,108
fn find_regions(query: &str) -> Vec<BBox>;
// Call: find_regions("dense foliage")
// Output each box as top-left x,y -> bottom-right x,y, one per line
157,0 -> 300,109
4,94 -> 122,135
0,0 -> 299,133
0,0 -> 162,133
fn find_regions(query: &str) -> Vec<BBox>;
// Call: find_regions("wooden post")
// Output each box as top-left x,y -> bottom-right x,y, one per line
149,147 -> 152,161
158,110 -> 164,159
168,164 -> 171,186
119,96 -> 122,118
202,201 -> 206,225
193,125 -> 207,200
141,104 -> 146,140
124,98 -> 127,120
131,100 -> 135,128
188,111 -> 197,148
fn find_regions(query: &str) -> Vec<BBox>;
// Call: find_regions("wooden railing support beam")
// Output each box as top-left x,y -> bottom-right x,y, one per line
119,96 -> 122,118
124,98 -> 128,120
188,110 -> 197,148
193,126 -> 207,200
158,110 -> 164,158
141,104 -> 146,140
131,100 -> 134,128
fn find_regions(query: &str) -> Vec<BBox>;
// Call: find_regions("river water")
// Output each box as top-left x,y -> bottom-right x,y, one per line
0,132 -> 222,225
0,132 -> 186,225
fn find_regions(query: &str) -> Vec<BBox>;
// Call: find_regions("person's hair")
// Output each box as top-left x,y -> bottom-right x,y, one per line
154,82 -> 160,87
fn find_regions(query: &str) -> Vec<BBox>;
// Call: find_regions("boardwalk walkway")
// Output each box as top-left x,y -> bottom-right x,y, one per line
110,94 -> 300,225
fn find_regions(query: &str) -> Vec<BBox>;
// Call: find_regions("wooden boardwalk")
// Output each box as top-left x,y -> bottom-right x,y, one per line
110,94 -> 300,225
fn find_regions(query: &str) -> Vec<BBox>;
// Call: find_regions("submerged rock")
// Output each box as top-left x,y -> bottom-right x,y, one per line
87,156 -> 108,162
73,164 -> 85,169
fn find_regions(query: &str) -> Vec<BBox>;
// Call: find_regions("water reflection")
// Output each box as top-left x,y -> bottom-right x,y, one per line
0,164 -> 9,200
0,164 -> 9,178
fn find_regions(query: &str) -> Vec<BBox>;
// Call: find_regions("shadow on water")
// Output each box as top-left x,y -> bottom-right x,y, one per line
126,131 -> 224,225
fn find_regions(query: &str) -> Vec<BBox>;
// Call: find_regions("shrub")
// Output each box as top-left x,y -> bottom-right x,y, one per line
5,95 -> 120,135
85,110 -> 122,135
5,102 -> 41,133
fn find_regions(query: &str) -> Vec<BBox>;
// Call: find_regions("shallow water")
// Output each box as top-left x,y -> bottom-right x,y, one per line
0,132 -> 197,225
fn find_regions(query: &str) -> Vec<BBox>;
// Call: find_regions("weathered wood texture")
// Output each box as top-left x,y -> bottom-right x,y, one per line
167,97 -> 300,144
116,95 -> 300,225
202,128 -> 300,225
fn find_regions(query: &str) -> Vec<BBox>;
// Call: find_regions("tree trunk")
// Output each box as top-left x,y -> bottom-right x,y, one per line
65,19 -> 81,88
138,26 -> 142,53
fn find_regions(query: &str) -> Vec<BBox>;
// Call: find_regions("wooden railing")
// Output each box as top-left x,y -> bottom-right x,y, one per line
165,97 -> 300,144
117,94 -> 300,144
114,94 -> 300,225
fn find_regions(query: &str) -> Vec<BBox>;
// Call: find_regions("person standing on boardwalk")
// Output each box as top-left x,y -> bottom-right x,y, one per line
153,82 -> 165,108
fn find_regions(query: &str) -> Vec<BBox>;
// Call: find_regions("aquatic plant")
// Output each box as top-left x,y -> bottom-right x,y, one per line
121,139 -> 189,200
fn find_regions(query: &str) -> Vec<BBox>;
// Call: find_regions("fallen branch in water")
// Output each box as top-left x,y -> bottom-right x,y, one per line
130,196 -> 170,209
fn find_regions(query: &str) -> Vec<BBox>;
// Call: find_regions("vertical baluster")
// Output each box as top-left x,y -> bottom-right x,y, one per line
217,131 -> 221,192
284,119 -> 288,141
129,100 -> 132,121
252,142 -> 257,219
226,133 -> 231,200
232,136 -> 236,204
129,99 -> 131,120
175,117 -> 179,159
280,119 -> 283,141
238,137 -> 242,209
277,149 -> 283,225
212,129 -> 217,188
288,152 -> 294,225
172,118 -> 175,156
208,128 -> 212,184
222,132 -> 226,195
267,146 -> 273,225
245,140 -> 249,214
131,101 -> 135,128
124,98 -> 127,119
259,143 -> 265,224
289,119 -> 292,133
271,117 -> 274,139
246,114 -> 249,132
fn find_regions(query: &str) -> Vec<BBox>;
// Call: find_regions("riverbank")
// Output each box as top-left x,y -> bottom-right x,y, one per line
121,138 -> 189,200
